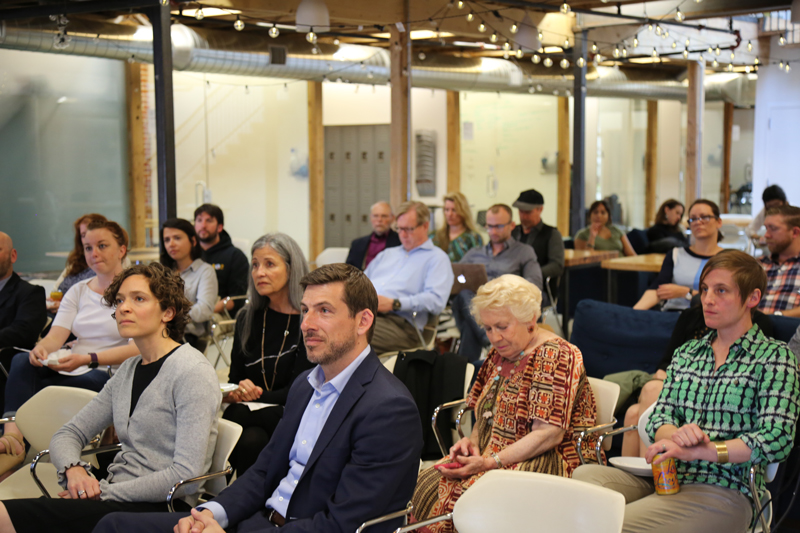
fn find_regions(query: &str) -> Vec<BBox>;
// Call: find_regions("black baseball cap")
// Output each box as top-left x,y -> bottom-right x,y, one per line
512,189 -> 545,210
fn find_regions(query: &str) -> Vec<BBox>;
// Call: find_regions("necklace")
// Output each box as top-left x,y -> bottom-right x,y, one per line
481,330 -> 539,418
260,310 -> 292,392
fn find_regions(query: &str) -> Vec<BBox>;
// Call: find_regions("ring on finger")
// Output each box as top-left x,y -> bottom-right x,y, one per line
662,444 -> 666,452
78,490 -> 86,496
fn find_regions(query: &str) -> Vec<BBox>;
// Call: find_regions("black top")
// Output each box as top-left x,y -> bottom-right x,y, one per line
658,305 -> 774,372
0,272 -> 47,351
646,223 -> 689,245
201,230 -> 249,301
229,307 -> 314,405
130,344 -> 181,416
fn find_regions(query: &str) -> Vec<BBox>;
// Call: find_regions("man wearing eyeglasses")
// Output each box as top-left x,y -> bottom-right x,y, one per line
346,201 -> 401,270
759,205 -> 800,317
452,204 -> 543,362
364,201 -> 453,353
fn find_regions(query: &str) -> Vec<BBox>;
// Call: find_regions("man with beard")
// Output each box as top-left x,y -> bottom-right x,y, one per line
94,263 -> 423,533
194,204 -> 249,313
759,205 -> 800,317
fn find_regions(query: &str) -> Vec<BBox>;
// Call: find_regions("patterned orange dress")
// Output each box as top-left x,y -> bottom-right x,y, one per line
411,338 -> 600,533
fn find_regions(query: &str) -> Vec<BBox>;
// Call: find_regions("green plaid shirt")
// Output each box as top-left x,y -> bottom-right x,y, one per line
648,324 -> 799,500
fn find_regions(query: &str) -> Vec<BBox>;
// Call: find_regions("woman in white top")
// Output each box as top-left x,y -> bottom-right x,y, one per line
159,218 -> 217,351
0,220 -> 139,478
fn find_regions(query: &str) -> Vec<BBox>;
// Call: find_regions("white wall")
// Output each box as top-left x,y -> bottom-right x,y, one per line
655,100 -> 684,219
730,108 -> 755,192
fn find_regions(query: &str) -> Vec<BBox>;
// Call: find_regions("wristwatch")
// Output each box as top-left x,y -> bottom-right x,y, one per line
775,311 -> 783,316
88,352 -> 99,369
392,299 -> 402,311
684,291 -> 692,301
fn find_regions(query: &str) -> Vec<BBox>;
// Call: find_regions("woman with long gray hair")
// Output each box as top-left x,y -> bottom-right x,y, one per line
222,233 -> 313,475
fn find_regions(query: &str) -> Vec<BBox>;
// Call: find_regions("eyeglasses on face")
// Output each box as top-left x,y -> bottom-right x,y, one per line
396,224 -> 422,233
485,223 -> 510,231
687,214 -> 716,225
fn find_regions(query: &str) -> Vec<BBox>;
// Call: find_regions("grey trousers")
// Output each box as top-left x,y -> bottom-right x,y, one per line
573,465 -> 753,533
371,313 -> 422,353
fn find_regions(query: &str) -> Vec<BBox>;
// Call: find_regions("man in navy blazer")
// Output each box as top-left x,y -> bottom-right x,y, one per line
94,264 -> 423,533
346,202 -> 401,270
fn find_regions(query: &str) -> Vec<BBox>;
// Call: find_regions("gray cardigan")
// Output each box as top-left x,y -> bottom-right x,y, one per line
50,344 -> 222,505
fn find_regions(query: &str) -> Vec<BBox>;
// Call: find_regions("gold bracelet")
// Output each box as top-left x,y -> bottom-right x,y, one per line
490,452 -> 503,470
714,441 -> 729,464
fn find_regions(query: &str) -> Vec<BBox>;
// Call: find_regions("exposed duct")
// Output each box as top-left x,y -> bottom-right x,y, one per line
0,19 -> 755,105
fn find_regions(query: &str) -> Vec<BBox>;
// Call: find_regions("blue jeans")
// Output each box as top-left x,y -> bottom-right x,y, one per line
452,290 -> 489,363
3,351 -> 110,418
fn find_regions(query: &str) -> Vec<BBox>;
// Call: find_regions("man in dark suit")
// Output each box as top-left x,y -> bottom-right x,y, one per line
0,231 -> 47,354
346,201 -> 401,270
94,264 -> 423,533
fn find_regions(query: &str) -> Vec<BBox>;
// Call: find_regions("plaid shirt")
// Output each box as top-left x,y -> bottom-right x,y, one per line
758,253 -> 800,313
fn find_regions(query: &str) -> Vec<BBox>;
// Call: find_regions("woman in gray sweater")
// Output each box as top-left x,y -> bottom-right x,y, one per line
0,263 -> 222,533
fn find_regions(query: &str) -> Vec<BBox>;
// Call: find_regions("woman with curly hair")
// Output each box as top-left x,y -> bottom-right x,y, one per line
0,262 -> 222,533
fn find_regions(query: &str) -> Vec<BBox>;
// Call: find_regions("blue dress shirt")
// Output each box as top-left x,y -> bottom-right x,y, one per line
364,239 -> 454,330
199,345 -> 373,527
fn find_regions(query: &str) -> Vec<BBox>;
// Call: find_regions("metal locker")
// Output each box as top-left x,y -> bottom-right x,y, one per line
374,125 -> 391,207
324,127 -> 343,247
341,126 -> 360,246
357,125 -> 376,237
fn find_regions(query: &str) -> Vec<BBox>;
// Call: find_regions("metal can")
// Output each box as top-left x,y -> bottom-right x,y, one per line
651,454 -> 680,495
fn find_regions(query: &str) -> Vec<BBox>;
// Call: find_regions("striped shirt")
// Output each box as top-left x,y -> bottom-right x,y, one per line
648,324 -> 799,501
759,253 -> 800,314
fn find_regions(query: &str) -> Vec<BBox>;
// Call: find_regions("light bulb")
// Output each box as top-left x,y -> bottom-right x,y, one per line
648,23 -> 653,32
727,63 -> 734,72
712,58 -> 718,67
664,30 -> 670,38
685,38 -> 691,47
418,52 -> 426,60
730,51 -> 735,60
754,57 -> 759,65
779,34 -> 786,46
652,48 -> 658,58
269,25 -> 280,38
747,41 -> 752,52
490,32 -> 498,43
655,25 -> 662,36
195,7 -> 204,20
715,46 -> 720,56
466,12 -> 474,22
538,30 -> 543,41
780,60 -> 785,70
565,89 -> 571,97
786,63 -> 791,73
311,46 -> 319,55
503,51 -> 510,59
543,57 -> 553,67
536,84 -> 543,91
676,9 -> 684,21
683,48 -> 689,59
564,38 -> 570,48
532,54 -> 541,64
367,71 -> 374,79
516,48 -> 524,59
234,17 -> 244,31
457,0 -> 464,8
510,23 -> 518,34
671,41 -> 677,49
333,38 -> 339,45
306,30 -> 317,44
622,48 -> 628,58
528,86 -> 535,94
708,46 -> 713,54
613,46 -> 620,58
592,42 -> 597,52
560,58 -> 570,68
745,65 -> 751,73
503,41 -> 511,51
478,21 -> 486,32
633,35 -> 639,48
560,3 -> 571,14
577,56 -> 585,67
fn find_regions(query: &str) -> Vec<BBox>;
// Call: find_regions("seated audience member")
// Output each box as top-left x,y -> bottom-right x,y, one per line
511,188 -> 565,286
412,275 -> 599,533
634,199 -> 725,311
222,233 -> 314,476
621,303 -> 773,457
365,202 -> 453,353
758,205 -> 800,317
790,324 -> 800,359
159,218 -> 218,351
0,263 -> 221,533
194,204 -> 249,313
0,231 -> 47,354
346,201 -> 401,270
452,204 -> 543,362
575,200 -> 637,256
575,250 -> 799,533
0,220 -> 140,478
646,199 -> 689,252
431,192 -> 483,262
747,184 -> 788,238
48,213 -> 108,314
94,263 -> 423,533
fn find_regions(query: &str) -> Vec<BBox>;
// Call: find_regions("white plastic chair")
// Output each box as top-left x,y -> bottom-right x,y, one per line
358,470 -> 625,533
576,377 -> 621,465
0,386 -> 98,500
314,247 -> 350,268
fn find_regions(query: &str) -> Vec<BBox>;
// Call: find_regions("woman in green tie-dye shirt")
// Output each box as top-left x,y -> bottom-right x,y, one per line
431,192 -> 483,262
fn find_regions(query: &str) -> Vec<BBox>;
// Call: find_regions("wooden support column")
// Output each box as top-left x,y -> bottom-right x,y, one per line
570,31 -> 588,236
685,59 -> 705,207
721,101 -> 734,213
390,22 -> 410,209
446,90 -> 460,193
125,62 -> 146,249
645,100 -> 658,225
308,81 -> 325,263
557,97 -> 571,236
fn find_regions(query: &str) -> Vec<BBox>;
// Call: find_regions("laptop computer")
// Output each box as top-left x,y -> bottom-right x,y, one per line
450,264 -> 489,295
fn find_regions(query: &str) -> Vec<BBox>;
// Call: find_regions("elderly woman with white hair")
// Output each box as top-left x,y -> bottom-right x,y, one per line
411,274 -> 600,533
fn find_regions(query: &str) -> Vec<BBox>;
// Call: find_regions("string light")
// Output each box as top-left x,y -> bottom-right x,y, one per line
543,57 -> 553,67
747,40 -> 753,52
560,3 -> 571,14
712,58 -> 719,67
730,51 -> 735,60
745,65 -> 751,73
652,48 -> 658,58
613,45 -> 620,58
528,86 -> 536,94
577,56 -> 585,67
538,30 -> 543,41
503,51 -> 510,59
685,38 -> 691,47
510,23 -> 518,34
560,58 -> 570,68
503,41 -> 511,51
683,48 -> 689,59
466,12 -> 474,22
707,46 -> 713,54
648,23 -> 653,32
671,41 -> 677,49
633,35 -> 639,48
676,9 -> 685,21
780,60 -> 784,70
779,33 -> 786,46
234,16 -> 244,31
457,0 -> 464,8
787,62 -> 792,73
269,24 -> 280,38
664,30 -> 670,38
311,45 -> 319,54
490,32 -> 498,43
715,46 -> 721,56
564,37 -> 570,48
727,63 -> 733,72
195,7 -> 204,20
418,52 -> 426,60
592,42 -> 598,52
333,38 -> 339,45
306,29 -> 317,43
515,48 -> 523,58
532,53 -> 541,64
622,48 -> 628,58
478,21 -> 486,32
754,57 -> 760,65
655,25 -> 662,36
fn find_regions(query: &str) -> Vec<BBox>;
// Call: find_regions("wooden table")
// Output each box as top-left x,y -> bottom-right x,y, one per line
601,253 -> 665,304
559,250 -> 619,338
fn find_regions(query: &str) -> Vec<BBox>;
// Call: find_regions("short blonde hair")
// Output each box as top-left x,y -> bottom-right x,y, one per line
471,274 -> 542,325
397,201 -> 430,226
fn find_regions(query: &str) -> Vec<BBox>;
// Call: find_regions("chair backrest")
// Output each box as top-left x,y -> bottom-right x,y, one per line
204,418 -> 243,497
637,402 -> 657,447
381,354 -> 397,373
454,470 -> 625,533
587,377 -> 619,427
314,247 -> 350,267
16,386 -> 98,452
